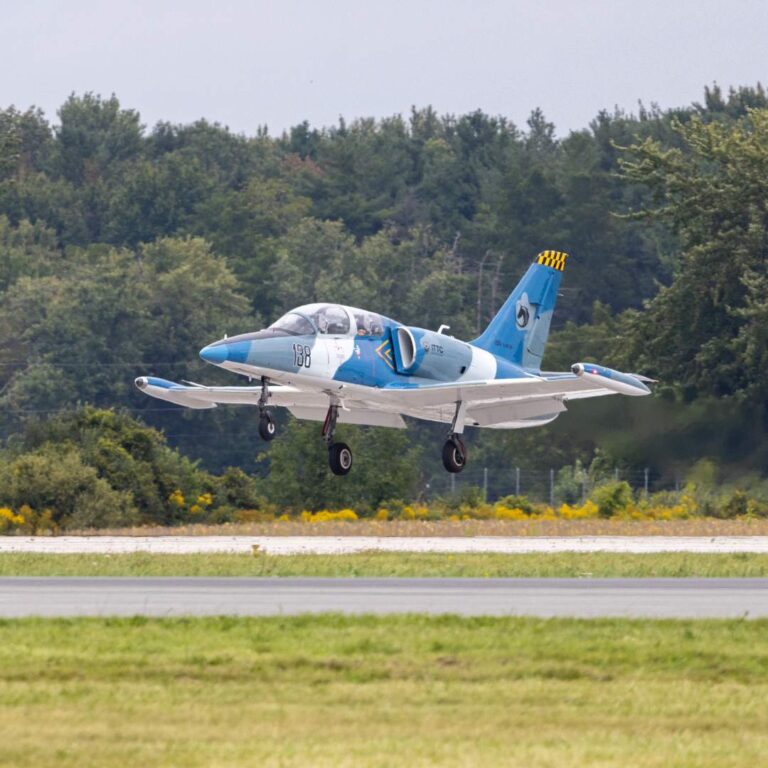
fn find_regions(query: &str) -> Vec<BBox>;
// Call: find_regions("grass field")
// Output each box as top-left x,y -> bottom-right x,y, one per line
2,551 -> 768,577
0,615 -> 766,767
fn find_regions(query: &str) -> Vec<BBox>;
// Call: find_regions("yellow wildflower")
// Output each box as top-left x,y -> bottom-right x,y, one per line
168,489 -> 185,508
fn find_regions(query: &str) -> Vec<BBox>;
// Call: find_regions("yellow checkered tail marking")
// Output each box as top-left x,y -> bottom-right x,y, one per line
536,250 -> 568,271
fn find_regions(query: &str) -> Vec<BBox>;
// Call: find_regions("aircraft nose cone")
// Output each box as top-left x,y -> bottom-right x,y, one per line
199,343 -> 228,364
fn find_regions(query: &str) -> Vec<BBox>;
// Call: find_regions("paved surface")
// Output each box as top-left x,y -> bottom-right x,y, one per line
3,535 -> 768,554
1,577 -> 767,618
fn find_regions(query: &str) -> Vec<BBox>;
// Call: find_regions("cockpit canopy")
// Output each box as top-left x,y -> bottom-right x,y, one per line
271,304 -> 385,337
268,311 -> 315,336
214,303 -> 386,346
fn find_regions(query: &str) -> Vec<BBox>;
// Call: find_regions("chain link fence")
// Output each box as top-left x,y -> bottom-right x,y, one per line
423,466 -> 680,505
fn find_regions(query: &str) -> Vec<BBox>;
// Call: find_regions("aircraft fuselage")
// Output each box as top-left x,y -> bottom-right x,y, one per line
199,303 -> 531,389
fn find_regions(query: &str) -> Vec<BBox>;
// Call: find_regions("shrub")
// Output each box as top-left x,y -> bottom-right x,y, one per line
493,506 -> 529,520
0,445 -> 139,529
557,500 -> 599,519
17,407 -> 213,524
0,507 -> 25,533
591,481 -> 634,518
495,495 -> 537,515
300,509 -> 358,523
214,467 -> 262,510
554,461 -> 588,505
721,490 -> 749,519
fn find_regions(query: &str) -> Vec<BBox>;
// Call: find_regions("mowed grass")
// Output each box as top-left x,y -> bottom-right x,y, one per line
0,615 -> 767,767
2,551 -> 768,577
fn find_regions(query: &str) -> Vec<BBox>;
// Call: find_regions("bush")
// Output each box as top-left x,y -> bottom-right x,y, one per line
214,467 -> 263,510
17,407 -> 212,524
495,495 -> 537,515
591,481 -> 634,518
721,490 -> 749,519
554,462 -> 588,505
0,445 -> 139,529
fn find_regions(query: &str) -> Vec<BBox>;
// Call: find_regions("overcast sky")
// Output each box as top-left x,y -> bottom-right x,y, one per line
2,0 -> 766,136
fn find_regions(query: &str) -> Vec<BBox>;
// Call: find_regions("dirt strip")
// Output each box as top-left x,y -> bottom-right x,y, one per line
3,535 -> 768,555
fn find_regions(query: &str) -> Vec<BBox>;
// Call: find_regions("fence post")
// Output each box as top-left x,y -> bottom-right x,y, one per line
515,466 -> 520,496
450,473 -> 455,495
614,467 -> 619,482
644,467 -> 650,497
483,467 -> 488,501
549,468 -> 555,508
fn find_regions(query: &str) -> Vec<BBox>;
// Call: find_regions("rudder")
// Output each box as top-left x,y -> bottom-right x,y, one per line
471,250 -> 568,371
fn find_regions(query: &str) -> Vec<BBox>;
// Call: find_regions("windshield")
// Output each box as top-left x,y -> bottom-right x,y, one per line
268,312 -> 315,336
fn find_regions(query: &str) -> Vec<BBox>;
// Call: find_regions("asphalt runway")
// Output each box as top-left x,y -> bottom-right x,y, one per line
1,577 -> 767,618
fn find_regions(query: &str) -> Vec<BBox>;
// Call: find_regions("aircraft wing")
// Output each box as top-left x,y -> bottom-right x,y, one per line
134,376 -> 406,427
373,365 -> 650,428
134,376 -> 328,410
136,362 -> 649,430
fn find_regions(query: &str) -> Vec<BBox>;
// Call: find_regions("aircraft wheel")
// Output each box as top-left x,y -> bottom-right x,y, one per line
328,442 -> 353,476
442,436 -> 467,473
258,412 -> 277,441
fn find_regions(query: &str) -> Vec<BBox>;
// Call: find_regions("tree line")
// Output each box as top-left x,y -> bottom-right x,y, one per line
0,83 -> 766,514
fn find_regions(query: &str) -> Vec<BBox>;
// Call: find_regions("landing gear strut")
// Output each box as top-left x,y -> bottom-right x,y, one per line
258,377 -> 277,441
442,401 -> 468,473
322,404 -> 353,476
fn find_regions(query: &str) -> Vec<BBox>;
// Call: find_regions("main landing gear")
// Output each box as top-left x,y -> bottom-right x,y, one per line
322,404 -> 353,476
442,401 -> 468,473
258,377 -> 277,441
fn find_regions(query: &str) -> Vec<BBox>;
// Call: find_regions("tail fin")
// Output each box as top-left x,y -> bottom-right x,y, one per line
471,250 -> 567,371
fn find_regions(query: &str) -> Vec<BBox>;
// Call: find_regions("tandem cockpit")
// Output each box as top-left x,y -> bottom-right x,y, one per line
215,304 -> 387,345
274,304 -> 386,338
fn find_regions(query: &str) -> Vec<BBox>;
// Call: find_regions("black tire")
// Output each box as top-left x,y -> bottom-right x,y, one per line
328,441 -> 353,476
442,436 -> 467,473
258,412 -> 277,441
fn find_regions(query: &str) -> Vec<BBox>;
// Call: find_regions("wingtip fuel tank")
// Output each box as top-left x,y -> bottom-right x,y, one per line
571,362 -> 651,396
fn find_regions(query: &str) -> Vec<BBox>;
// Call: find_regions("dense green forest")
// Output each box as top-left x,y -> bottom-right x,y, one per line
1,84 -> 767,522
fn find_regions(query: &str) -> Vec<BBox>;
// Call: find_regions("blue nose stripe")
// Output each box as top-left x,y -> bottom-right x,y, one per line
200,344 -> 228,364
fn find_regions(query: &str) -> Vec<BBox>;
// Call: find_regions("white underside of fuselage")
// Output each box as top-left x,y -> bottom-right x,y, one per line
216,353 -> 560,430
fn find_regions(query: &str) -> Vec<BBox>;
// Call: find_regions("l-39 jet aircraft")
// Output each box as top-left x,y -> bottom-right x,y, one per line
136,250 -> 652,476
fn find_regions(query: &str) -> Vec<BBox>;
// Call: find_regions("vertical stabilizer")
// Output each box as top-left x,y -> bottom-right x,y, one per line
471,250 -> 567,371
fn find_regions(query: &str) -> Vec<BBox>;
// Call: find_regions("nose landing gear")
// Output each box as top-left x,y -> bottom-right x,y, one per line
258,377 -> 277,441
258,411 -> 277,441
442,400 -> 468,473
322,404 -> 353,475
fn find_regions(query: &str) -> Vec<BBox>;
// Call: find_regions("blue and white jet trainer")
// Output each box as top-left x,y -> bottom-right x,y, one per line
136,250 -> 652,476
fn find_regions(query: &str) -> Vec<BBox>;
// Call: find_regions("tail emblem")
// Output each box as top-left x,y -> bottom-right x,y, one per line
536,250 -> 568,271
515,295 -> 531,328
